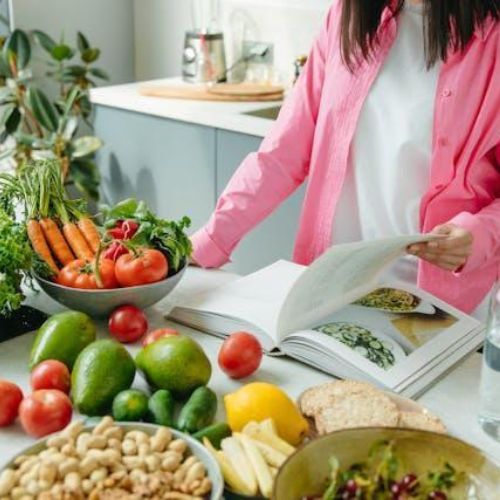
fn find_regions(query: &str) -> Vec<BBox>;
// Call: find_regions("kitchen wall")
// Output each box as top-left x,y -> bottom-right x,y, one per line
134,0 -> 330,83
11,0 -> 135,85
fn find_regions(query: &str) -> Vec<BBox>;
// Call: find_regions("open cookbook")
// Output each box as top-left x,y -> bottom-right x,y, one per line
169,235 -> 485,397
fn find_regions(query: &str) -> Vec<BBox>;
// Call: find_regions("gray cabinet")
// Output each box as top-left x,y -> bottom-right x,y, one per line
94,107 -> 305,275
216,130 -> 305,274
95,106 -> 216,230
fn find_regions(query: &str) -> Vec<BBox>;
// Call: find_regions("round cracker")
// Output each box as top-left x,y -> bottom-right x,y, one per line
398,411 -> 447,434
315,390 -> 399,434
300,380 -> 379,417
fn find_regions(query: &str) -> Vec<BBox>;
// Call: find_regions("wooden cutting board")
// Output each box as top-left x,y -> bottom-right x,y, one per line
139,82 -> 284,102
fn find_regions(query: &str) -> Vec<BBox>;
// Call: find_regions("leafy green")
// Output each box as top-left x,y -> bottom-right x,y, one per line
0,209 -> 32,316
100,198 -> 192,273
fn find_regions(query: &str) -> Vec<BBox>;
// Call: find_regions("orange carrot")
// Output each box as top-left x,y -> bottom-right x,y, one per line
39,218 -> 75,265
27,220 -> 59,274
62,223 -> 94,261
77,217 -> 101,253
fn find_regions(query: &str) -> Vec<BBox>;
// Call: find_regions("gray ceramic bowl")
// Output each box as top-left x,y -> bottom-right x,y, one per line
4,422 -> 224,500
36,265 -> 186,318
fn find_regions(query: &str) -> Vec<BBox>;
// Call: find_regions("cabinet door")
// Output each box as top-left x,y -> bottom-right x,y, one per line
216,130 -> 305,274
95,106 -> 216,231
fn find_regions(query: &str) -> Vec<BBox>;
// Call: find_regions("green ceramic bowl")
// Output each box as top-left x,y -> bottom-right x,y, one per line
4,422 -> 224,500
273,428 -> 500,500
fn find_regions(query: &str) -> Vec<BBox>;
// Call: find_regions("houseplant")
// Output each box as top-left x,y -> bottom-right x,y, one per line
0,205 -> 47,341
0,25 -> 108,200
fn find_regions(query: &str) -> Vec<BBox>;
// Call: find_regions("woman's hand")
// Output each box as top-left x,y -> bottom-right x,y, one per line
408,224 -> 473,272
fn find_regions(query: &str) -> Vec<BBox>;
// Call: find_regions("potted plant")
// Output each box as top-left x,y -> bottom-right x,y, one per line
0,206 -> 48,341
0,23 -> 108,200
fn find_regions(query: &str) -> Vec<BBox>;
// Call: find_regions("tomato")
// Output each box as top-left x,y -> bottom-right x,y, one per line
142,328 -> 180,347
109,305 -> 149,343
19,390 -> 72,437
218,332 -> 263,379
31,360 -> 71,394
0,380 -> 23,427
57,259 -> 118,289
115,248 -> 168,287
103,241 -> 129,262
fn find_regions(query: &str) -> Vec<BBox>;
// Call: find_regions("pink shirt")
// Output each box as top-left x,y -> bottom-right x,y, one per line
192,1 -> 500,314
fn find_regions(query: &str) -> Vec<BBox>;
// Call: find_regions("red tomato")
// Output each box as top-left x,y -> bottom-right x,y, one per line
31,360 -> 71,394
142,328 -> 180,347
57,259 -> 118,289
115,249 -> 168,287
218,332 -> 263,379
0,380 -> 23,427
109,305 -> 148,343
19,390 -> 72,437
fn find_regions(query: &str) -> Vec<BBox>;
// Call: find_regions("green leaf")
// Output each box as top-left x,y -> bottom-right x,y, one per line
77,31 -> 90,52
5,107 -> 21,134
63,65 -> 86,78
3,30 -> 31,70
51,44 -> 74,61
0,103 -> 15,129
89,67 -> 109,80
27,87 -> 59,132
70,158 -> 100,200
71,136 -> 103,158
81,48 -> 100,64
0,55 -> 11,77
32,30 -> 56,54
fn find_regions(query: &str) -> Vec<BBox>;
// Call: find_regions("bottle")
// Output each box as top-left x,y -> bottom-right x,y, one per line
478,283 -> 500,440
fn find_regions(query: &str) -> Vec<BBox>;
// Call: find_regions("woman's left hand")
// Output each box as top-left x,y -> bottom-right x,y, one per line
408,224 -> 473,272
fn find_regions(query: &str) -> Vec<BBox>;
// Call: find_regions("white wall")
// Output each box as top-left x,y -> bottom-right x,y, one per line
134,0 -> 330,83
11,0 -> 135,85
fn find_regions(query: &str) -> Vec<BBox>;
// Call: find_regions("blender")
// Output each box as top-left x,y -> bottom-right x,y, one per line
182,0 -> 227,83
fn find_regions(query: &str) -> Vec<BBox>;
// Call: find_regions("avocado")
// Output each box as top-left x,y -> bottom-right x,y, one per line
30,311 -> 96,370
72,339 -> 135,416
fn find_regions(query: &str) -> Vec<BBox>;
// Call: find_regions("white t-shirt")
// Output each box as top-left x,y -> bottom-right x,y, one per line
332,1 -> 439,284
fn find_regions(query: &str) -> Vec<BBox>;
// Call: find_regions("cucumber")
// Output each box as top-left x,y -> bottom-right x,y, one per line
177,386 -> 217,433
146,389 -> 175,427
193,422 -> 232,449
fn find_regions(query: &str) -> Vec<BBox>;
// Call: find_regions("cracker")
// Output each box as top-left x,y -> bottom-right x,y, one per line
398,411 -> 447,434
300,380 -> 378,417
314,390 -> 400,434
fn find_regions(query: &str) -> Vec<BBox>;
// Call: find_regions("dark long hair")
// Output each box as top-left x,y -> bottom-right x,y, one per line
341,0 -> 499,69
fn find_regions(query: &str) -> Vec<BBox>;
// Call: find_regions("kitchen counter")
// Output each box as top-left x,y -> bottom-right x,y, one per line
1,267 -> 499,468
90,78 -> 281,138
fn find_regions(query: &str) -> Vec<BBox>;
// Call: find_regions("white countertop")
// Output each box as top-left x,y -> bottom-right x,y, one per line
90,78 -> 280,138
1,268 -> 499,468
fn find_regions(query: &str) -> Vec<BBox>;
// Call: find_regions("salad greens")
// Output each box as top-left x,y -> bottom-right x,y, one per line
320,440 -> 464,500
0,208 -> 33,316
100,198 -> 192,273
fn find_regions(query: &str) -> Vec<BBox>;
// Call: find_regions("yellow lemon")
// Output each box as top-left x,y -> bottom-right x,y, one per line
224,382 -> 309,445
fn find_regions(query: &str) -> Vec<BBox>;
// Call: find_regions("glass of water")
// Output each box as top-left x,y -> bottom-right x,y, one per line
478,283 -> 500,440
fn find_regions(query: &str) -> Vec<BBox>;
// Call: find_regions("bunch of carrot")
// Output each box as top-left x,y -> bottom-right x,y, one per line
0,159 -> 102,275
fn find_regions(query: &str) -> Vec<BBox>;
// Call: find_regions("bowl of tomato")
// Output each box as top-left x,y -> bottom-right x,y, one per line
36,263 -> 187,318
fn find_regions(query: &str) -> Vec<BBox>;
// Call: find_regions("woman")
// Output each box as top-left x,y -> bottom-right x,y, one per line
191,0 -> 500,318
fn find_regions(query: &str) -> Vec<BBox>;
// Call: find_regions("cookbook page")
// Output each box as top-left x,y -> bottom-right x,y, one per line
276,234 -> 441,341
281,282 -> 481,389
169,260 -> 306,347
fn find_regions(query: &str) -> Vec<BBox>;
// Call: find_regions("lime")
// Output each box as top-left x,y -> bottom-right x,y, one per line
112,389 -> 149,422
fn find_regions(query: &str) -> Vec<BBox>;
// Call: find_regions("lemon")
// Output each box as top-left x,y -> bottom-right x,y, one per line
224,382 -> 309,445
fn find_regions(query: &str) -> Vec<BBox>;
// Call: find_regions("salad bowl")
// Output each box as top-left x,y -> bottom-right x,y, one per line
273,428 -> 500,499
35,264 -> 187,318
